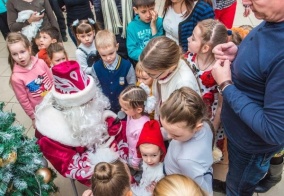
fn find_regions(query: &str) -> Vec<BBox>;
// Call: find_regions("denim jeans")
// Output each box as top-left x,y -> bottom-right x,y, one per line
226,140 -> 278,196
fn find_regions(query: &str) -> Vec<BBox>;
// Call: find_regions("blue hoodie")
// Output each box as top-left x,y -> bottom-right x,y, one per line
127,15 -> 163,61
0,0 -> 7,14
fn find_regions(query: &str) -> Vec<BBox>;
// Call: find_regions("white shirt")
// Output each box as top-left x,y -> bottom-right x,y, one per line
163,6 -> 186,44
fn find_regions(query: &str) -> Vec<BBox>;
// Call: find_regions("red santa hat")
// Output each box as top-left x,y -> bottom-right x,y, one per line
136,120 -> 166,161
51,60 -> 96,107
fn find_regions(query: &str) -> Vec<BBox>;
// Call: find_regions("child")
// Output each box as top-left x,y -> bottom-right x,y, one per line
82,148 -> 132,196
119,85 -> 150,170
72,18 -> 100,74
139,36 -> 200,120
91,161 -> 132,196
127,0 -> 163,64
186,19 -> 228,163
37,26 -> 60,68
46,43 -> 68,67
160,87 -> 213,195
153,174 -> 207,196
93,30 -> 136,113
135,62 -> 155,119
8,32 -> 53,127
132,120 -> 166,196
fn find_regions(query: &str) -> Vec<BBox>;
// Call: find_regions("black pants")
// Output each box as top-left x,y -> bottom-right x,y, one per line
0,11 -> 10,40
49,0 -> 67,37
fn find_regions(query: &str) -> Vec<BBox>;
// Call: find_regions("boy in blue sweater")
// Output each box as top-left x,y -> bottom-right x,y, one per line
126,0 -> 163,64
92,30 -> 136,113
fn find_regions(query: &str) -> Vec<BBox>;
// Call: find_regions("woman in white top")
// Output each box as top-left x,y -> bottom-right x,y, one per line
163,0 -> 214,52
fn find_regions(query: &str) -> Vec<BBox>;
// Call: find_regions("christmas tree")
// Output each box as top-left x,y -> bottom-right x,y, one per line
0,103 -> 58,195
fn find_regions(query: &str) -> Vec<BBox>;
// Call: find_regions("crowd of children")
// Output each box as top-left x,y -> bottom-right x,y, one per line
7,0 -> 281,196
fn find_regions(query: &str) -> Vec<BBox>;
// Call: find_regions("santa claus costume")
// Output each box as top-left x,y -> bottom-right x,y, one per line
35,60 -> 128,186
131,120 -> 166,196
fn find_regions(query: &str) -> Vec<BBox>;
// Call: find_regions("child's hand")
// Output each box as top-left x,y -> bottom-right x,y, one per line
146,181 -> 157,193
82,189 -> 93,196
131,165 -> 140,171
150,10 -> 158,35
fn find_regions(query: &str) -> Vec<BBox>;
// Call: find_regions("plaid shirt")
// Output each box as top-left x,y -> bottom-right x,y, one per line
214,0 -> 236,9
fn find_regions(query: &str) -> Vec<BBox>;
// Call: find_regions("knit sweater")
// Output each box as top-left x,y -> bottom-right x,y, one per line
11,56 -> 53,119
178,0 -> 214,52
221,21 -> 284,154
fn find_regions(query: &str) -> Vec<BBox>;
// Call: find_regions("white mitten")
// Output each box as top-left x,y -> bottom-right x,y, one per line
102,110 -> 117,121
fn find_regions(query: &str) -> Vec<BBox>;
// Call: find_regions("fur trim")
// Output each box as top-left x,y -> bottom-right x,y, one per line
213,146 -> 223,163
88,148 -> 119,166
102,110 -> 117,121
52,76 -> 96,107
35,105 -> 82,147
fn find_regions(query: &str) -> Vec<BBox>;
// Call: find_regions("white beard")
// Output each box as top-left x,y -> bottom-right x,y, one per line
35,83 -> 110,148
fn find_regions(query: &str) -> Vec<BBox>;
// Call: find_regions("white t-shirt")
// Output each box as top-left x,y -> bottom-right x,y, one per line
163,6 -> 186,44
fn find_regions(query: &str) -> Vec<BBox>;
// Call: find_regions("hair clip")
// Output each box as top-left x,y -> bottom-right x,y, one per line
227,29 -> 232,36
72,19 -> 79,27
88,18 -> 96,25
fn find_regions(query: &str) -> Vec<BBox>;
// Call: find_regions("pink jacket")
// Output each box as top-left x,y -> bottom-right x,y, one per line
11,56 -> 53,119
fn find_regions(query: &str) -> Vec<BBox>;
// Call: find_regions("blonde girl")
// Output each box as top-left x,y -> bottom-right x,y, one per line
187,19 -> 228,163
72,18 -> 100,74
8,32 -> 53,127
135,62 -> 155,119
119,85 -> 150,170
47,43 -> 68,67
160,87 -> 213,195
153,174 -> 207,196
139,36 -> 200,121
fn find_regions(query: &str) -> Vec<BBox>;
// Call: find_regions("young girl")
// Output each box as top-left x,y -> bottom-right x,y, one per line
160,87 -> 213,195
8,32 -> 53,126
153,174 -> 207,196
82,148 -> 132,196
139,36 -> 200,121
186,19 -> 227,163
132,120 -> 166,196
135,62 -> 155,119
72,18 -> 100,74
119,85 -> 150,170
47,43 -> 68,67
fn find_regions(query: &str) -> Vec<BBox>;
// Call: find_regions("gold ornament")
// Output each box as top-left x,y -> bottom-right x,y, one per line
0,151 -> 17,167
36,168 -> 52,183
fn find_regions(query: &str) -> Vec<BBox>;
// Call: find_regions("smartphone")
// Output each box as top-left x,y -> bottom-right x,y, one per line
39,9 -> 45,15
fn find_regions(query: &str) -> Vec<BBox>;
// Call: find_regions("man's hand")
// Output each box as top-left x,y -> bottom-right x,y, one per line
213,42 -> 238,62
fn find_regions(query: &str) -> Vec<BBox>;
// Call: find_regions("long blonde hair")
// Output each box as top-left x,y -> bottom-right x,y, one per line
153,174 -> 207,196
6,32 -> 31,71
